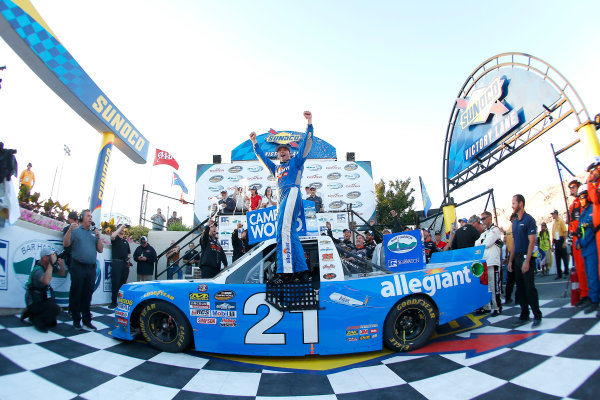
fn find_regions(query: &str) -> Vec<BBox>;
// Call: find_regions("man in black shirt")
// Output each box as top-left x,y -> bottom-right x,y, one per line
218,190 -> 236,215
305,187 -> 323,212
109,224 -> 131,308
232,223 -> 252,262
423,230 -> 439,263
182,242 -> 200,276
326,222 -> 354,252
134,236 -> 157,281
200,221 -> 228,278
61,211 -> 78,312
451,215 -> 481,249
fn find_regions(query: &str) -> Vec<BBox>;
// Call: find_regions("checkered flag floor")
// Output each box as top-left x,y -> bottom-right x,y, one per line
1,299 -> 599,399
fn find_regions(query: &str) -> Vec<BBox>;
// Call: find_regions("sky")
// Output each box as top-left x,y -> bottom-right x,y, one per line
1,0 -> 599,228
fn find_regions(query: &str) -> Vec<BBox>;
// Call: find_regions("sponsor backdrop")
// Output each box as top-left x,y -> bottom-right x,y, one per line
448,68 -> 560,179
0,221 -> 112,308
383,230 -> 425,272
195,160 -> 376,227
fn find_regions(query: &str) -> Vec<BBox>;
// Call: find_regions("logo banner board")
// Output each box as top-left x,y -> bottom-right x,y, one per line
195,160 -> 375,225
0,220 -> 113,308
383,230 -> 425,272
448,68 -> 560,179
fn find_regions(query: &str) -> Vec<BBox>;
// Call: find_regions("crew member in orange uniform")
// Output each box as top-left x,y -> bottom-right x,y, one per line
568,180 -> 589,306
585,157 -> 600,278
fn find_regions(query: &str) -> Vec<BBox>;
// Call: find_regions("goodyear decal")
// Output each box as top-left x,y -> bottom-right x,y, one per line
142,290 -> 174,301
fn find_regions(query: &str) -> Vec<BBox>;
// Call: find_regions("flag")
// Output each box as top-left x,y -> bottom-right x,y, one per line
172,172 -> 188,194
419,176 -> 432,218
153,149 -> 179,170
180,193 -> 190,205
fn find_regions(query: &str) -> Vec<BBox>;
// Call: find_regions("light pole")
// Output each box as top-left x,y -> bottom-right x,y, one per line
55,144 -> 71,200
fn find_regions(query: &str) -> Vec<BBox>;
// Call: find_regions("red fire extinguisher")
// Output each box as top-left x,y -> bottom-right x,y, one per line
571,268 -> 580,306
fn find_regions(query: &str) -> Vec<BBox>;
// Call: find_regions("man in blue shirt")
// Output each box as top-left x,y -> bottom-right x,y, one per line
250,111 -> 313,282
508,194 -> 542,328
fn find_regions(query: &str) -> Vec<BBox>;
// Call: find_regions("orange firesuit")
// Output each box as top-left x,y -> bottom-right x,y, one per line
569,197 -> 588,298
586,177 -> 600,277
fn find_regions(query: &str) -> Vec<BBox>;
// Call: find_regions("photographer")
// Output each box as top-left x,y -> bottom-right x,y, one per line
109,224 -> 131,308
63,209 -> 103,331
475,211 -> 503,316
21,248 -> 66,332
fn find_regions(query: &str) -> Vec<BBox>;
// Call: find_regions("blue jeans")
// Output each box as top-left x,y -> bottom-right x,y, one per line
167,264 -> 183,280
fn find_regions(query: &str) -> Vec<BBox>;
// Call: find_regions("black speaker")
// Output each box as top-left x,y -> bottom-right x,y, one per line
213,155 -> 222,164
346,152 -> 355,161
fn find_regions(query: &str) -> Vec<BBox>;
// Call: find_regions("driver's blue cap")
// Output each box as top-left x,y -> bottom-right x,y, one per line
275,143 -> 291,152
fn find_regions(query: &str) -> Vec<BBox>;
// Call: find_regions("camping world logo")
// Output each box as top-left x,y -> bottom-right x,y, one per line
387,235 -> 418,254
228,166 -> 243,173
248,165 -> 263,173
209,175 -> 223,183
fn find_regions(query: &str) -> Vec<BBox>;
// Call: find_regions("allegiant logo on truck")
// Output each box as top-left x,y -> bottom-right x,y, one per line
381,266 -> 473,297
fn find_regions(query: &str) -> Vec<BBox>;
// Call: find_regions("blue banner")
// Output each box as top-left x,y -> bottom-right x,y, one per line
448,68 -> 560,179
247,204 -> 308,244
383,230 -> 425,272
231,130 -> 337,161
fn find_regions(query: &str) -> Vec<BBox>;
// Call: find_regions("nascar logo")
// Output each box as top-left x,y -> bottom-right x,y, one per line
209,175 -> 223,183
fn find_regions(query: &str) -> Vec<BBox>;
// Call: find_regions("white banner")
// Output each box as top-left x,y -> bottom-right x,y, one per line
0,220 -> 112,308
195,160 -> 376,224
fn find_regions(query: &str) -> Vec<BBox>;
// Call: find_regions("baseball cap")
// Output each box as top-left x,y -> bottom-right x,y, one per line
568,179 -> 581,188
551,210 -> 558,215
587,156 -> 600,172
275,143 -> 291,152
140,236 -> 148,242
365,230 -> 374,236
39,247 -> 55,259
459,218 -> 468,223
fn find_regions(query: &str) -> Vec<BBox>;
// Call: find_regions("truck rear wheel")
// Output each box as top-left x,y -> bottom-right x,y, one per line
383,296 -> 437,352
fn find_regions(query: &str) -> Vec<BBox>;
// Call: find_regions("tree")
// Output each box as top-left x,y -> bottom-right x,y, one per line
375,178 -> 416,228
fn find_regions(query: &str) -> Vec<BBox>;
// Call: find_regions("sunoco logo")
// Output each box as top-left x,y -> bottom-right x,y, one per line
266,131 -> 301,145
248,165 -> 263,172
456,77 -> 508,129
328,183 -> 343,189
309,182 -> 322,189
209,175 -> 223,183
387,235 -> 418,254
345,173 -> 360,180
346,191 -> 361,199
345,163 -> 358,171
327,172 -> 341,180
228,166 -> 243,173
306,165 -> 322,171
228,175 -> 243,182
209,185 -> 224,192
329,201 -> 345,209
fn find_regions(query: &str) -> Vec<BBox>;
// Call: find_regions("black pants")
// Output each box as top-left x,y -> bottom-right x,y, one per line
70,260 -> 96,324
514,254 -> 542,320
26,300 -> 60,329
201,265 -> 219,279
111,259 -> 129,305
505,264 -> 515,301
554,238 -> 569,277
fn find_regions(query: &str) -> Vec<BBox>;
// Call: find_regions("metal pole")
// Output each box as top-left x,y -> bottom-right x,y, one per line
551,143 -> 570,222
139,184 -> 145,225
490,189 -> 498,227
56,145 -> 70,199
50,166 -> 58,199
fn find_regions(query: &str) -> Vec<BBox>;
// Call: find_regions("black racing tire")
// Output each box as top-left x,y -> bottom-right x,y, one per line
383,296 -> 438,352
139,301 -> 192,352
